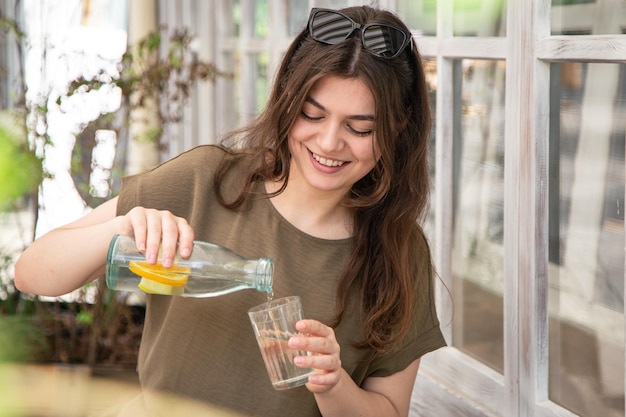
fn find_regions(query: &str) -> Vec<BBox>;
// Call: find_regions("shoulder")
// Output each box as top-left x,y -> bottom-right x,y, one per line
116,145 -> 228,214
164,144 -> 230,168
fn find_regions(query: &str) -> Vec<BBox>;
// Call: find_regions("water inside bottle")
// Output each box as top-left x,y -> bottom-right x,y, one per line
110,261 -> 264,297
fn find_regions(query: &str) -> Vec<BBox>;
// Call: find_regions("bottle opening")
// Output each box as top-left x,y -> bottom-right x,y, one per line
256,258 -> 274,293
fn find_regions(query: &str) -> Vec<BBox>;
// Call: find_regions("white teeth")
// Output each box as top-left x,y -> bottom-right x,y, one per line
312,153 -> 345,167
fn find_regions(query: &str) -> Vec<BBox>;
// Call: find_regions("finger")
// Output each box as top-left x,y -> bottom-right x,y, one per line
289,334 -> 339,358
296,320 -> 336,340
294,351 -> 341,372
144,209 -> 164,264
306,371 -> 340,388
127,207 -> 148,252
176,219 -> 194,258
160,214 -> 181,267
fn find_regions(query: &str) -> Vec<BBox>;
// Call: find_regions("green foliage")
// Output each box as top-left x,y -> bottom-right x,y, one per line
0,116 -> 42,211
0,315 -> 48,362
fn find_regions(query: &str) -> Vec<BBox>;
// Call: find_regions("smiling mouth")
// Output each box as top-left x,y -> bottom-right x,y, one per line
312,152 -> 346,167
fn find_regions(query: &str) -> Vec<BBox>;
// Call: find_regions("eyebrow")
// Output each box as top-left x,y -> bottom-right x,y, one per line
305,96 -> 375,121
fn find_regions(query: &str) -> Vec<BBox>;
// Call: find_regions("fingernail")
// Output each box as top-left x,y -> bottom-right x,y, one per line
180,247 -> 191,258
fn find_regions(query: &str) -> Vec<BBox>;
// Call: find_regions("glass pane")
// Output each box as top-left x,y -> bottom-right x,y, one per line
548,62 -> 626,417
287,0 -> 349,36
287,0 -> 310,36
397,0 -> 506,36
453,0 -> 507,37
452,59 -> 506,372
397,0 -> 437,36
256,52 -> 269,111
233,0 -> 268,38
254,0 -> 268,38
552,0 -> 625,36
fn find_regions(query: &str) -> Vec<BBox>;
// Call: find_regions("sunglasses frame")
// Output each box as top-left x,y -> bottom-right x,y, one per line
308,8 -> 413,59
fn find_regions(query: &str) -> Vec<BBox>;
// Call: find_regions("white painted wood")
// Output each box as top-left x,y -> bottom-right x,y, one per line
537,35 -> 626,62
193,0 -> 215,145
417,348 -> 505,416
214,0 -> 235,135
267,0 -> 288,85
415,37 -> 507,59
238,0 -> 256,126
503,0 -> 550,414
412,371 -> 497,417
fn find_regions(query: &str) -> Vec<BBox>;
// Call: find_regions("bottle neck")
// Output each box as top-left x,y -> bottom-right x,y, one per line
252,258 -> 273,293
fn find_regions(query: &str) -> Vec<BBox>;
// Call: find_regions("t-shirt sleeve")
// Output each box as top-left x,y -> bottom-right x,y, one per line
364,233 -> 447,379
366,323 -> 446,378
116,145 -> 225,218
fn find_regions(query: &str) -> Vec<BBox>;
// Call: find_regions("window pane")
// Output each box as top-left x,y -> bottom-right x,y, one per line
287,0 -> 309,37
453,0 -> 506,37
552,0 -> 626,35
397,0 -> 437,36
254,0 -> 268,38
256,52 -> 269,111
397,0 -> 506,37
452,59 -> 506,372
548,62 -> 626,417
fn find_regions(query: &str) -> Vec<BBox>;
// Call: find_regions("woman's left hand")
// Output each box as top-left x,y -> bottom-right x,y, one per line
289,319 -> 342,394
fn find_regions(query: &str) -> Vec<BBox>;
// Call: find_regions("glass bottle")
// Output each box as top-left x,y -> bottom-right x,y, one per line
106,234 -> 273,297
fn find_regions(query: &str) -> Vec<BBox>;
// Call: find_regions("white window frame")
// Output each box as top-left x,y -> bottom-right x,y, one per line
412,1 -> 626,416
160,1 -> 626,415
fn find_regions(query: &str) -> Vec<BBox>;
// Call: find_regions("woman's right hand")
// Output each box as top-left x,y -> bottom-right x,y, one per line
121,206 -> 195,267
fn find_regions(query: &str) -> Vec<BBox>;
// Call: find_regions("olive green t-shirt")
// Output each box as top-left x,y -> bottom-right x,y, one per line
116,145 -> 446,417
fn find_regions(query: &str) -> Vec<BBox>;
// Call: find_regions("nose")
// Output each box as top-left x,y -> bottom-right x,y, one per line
317,121 -> 345,153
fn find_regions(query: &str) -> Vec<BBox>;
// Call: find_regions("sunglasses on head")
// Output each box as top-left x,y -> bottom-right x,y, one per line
308,8 -> 413,59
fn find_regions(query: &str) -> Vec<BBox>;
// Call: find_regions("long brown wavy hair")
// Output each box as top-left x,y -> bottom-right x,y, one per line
215,6 -> 433,352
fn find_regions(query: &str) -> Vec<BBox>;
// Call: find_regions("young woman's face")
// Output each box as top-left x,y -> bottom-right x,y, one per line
288,75 -> 379,196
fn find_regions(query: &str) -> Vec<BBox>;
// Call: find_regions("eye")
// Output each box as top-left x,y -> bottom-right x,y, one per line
300,111 -> 323,122
347,124 -> 373,137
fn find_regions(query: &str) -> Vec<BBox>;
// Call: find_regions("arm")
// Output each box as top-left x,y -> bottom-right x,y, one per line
14,197 -> 194,296
290,320 -> 420,417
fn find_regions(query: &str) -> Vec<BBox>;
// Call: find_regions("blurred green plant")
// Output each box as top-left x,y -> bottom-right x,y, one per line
0,114 -> 42,211
0,16 -> 226,369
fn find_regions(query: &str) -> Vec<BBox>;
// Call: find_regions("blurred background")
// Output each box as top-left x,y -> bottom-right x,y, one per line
0,0 -> 625,416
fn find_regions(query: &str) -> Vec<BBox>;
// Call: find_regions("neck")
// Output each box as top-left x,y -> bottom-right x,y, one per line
266,177 -> 353,240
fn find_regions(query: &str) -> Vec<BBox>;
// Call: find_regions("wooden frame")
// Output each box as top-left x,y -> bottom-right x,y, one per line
160,1 -> 625,415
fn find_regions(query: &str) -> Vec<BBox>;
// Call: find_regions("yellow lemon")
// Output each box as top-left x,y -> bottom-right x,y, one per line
129,261 -> 190,286
138,277 -> 185,296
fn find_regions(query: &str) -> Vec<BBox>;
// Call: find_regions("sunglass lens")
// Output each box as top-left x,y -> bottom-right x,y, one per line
363,25 -> 407,58
311,11 -> 354,44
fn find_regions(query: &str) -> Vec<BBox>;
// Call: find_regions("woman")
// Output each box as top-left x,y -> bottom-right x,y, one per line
15,6 -> 446,417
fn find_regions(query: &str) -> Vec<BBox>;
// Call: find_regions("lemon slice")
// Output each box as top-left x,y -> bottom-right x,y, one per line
129,261 -> 190,286
138,277 -> 185,295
